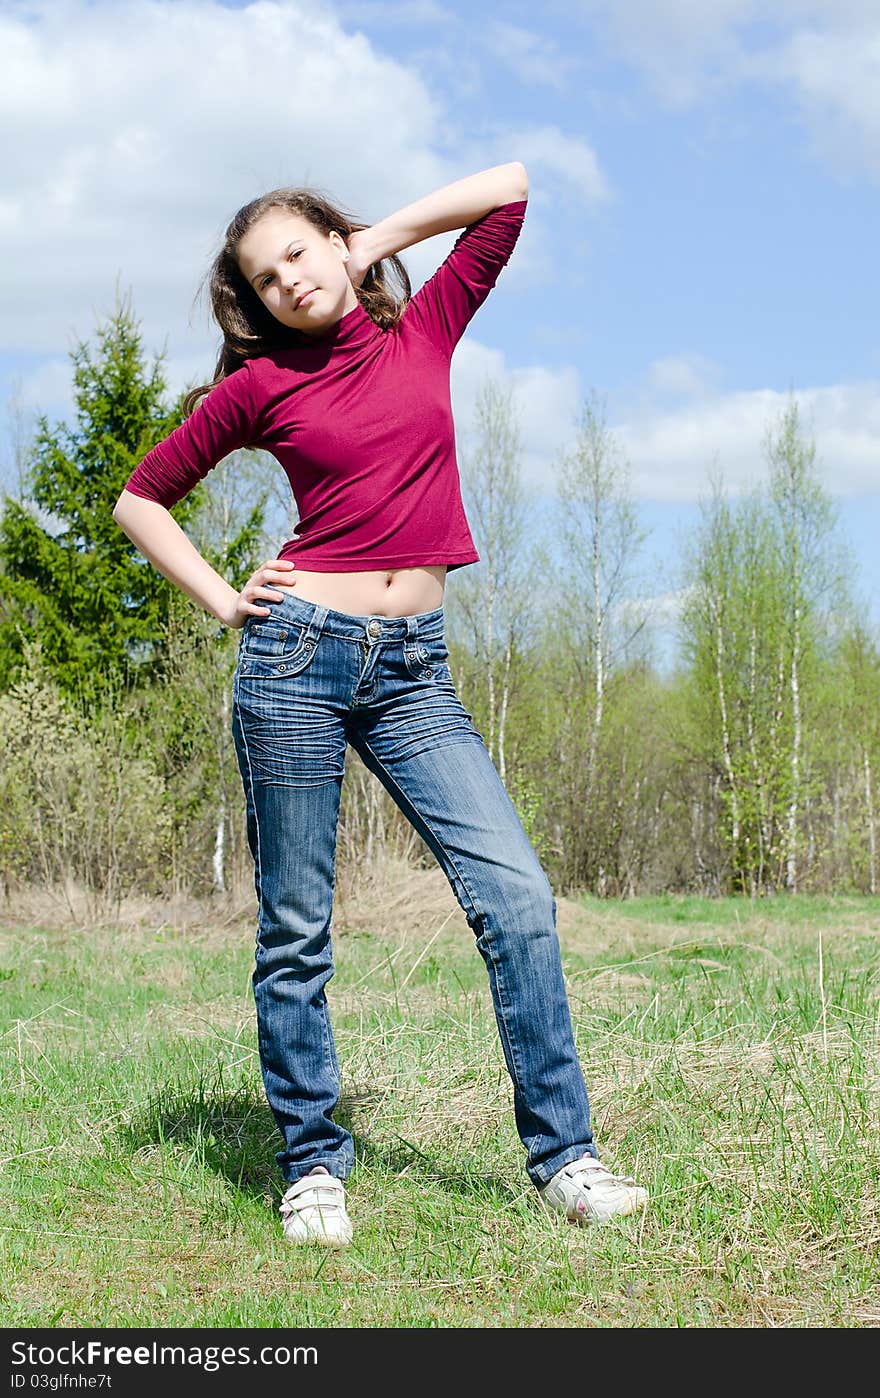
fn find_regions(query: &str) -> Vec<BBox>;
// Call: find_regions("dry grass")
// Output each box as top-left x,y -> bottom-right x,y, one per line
1,857 -> 879,1328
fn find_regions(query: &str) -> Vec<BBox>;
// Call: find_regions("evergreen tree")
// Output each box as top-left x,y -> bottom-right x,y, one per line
0,292 -> 182,701
0,291 -> 264,706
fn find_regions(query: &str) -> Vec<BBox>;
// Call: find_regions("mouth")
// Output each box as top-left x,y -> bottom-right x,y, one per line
296,290 -> 315,309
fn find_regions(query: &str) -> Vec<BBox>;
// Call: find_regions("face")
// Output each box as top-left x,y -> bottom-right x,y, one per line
236,208 -> 359,336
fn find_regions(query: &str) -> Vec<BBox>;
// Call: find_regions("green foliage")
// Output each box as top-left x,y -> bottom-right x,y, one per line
0,293 -> 186,702
506,771 -> 549,861
680,400 -> 850,895
3,338 -> 879,902
0,634 -> 173,908
552,390 -> 648,677
129,589 -> 246,895
0,291 -> 267,707
818,623 -> 880,893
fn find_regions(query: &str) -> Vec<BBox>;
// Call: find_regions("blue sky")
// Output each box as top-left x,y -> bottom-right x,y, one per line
2,0 -> 878,636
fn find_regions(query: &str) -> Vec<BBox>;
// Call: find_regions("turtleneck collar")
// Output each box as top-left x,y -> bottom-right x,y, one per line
306,300 -> 381,351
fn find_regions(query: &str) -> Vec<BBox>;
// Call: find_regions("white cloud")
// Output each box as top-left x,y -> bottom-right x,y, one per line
0,0 -> 608,392
484,21 -> 581,92
641,587 -> 695,625
614,381 -> 880,501
647,353 -> 723,401
0,0 -> 451,358
578,1 -> 880,179
770,26 -> 880,178
500,126 -> 610,204
451,340 -> 582,488
615,586 -> 695,631
449,336 -> 880,507
331,0 -> 455,25
14,359 -> 75,418
576,0 -> 761,106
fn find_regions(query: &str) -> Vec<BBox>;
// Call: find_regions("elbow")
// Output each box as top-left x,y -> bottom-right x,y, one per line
112,486 -> 143,524
113,486 -> 168,523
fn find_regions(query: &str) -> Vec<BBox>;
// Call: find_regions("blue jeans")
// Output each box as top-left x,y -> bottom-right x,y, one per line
230,591 -> 596,1189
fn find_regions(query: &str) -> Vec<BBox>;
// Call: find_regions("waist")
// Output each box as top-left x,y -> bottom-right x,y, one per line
275,564 -> 446,617
258,585 -> 446,642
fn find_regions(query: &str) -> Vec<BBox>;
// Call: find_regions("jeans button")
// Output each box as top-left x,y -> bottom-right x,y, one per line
367,620 -> 382,638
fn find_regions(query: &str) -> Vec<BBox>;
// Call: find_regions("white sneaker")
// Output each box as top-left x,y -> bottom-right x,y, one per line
279,1167 -> 353,1247
539,1154 -> 648,1225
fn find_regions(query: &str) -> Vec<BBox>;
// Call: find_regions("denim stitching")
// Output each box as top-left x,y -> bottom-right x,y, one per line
235,613 -> 590,1186
261,595 -> 446,645
232,663 -> 264,954
346,735 -> 527,1096
318,937 -> 341,1087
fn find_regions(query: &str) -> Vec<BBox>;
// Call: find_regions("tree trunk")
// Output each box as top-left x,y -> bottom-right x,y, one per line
865,746 -> 877,896
786,596 -> 801,893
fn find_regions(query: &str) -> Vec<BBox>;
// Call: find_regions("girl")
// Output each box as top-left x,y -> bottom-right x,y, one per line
113,162 -> 647,1247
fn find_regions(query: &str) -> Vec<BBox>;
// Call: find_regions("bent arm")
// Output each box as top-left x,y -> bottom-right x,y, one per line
352,162 -> 528,266
112,488 -> 239,627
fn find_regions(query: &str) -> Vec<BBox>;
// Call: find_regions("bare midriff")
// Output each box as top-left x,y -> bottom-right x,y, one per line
273,564 -> 447,618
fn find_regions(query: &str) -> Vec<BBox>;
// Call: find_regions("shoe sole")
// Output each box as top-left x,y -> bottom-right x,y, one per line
283,1232 -> 352,1247
539,1191 -> 648,1226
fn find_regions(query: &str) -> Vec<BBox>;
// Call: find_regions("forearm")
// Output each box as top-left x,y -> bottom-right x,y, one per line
359,162 -> 528,264
112,489 -> 239,626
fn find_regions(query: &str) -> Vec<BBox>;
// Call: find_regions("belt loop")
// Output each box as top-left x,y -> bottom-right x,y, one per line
306,604 -> 329,644
405,616 -> 418,640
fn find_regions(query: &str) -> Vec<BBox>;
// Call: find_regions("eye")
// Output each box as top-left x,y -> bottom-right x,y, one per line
259,249 -> 301,290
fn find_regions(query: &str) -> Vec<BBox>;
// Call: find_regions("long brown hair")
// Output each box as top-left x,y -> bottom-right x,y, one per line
182,186 -> 412,417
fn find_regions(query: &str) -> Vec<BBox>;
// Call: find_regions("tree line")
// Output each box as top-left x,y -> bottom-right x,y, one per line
1,298 -> 878,913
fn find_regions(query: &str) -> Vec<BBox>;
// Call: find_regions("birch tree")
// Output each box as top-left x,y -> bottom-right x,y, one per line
681,481 -> 789,892
766,399 -> 838,893
454,376 -> 535,783
547,392 -> 646,892
835,623 -> 880,894
681,401 -> 843,894
553,393 -> 646,777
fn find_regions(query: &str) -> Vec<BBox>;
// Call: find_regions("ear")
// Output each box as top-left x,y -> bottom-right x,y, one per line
329,230 -> 350,260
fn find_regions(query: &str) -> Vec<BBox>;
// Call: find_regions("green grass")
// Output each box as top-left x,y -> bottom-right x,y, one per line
577,890 -> 880,927
1,881 -> 879,1328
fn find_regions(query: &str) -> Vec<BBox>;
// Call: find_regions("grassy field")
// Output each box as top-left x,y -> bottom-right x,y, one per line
1,865 -> 878,1329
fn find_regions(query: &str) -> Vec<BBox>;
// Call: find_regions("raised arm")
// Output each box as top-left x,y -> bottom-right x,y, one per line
347,162 -> 528,276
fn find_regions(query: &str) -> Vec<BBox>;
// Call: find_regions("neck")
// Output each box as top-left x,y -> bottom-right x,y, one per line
300,287 -> 361,339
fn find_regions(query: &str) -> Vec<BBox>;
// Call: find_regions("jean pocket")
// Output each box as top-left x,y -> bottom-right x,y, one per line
403,635 -> 449,681
240,618 -> 321,678
243,617 -> 305,659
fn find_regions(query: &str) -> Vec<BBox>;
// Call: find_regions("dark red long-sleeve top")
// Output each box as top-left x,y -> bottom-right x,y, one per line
122,199 -> 528,572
